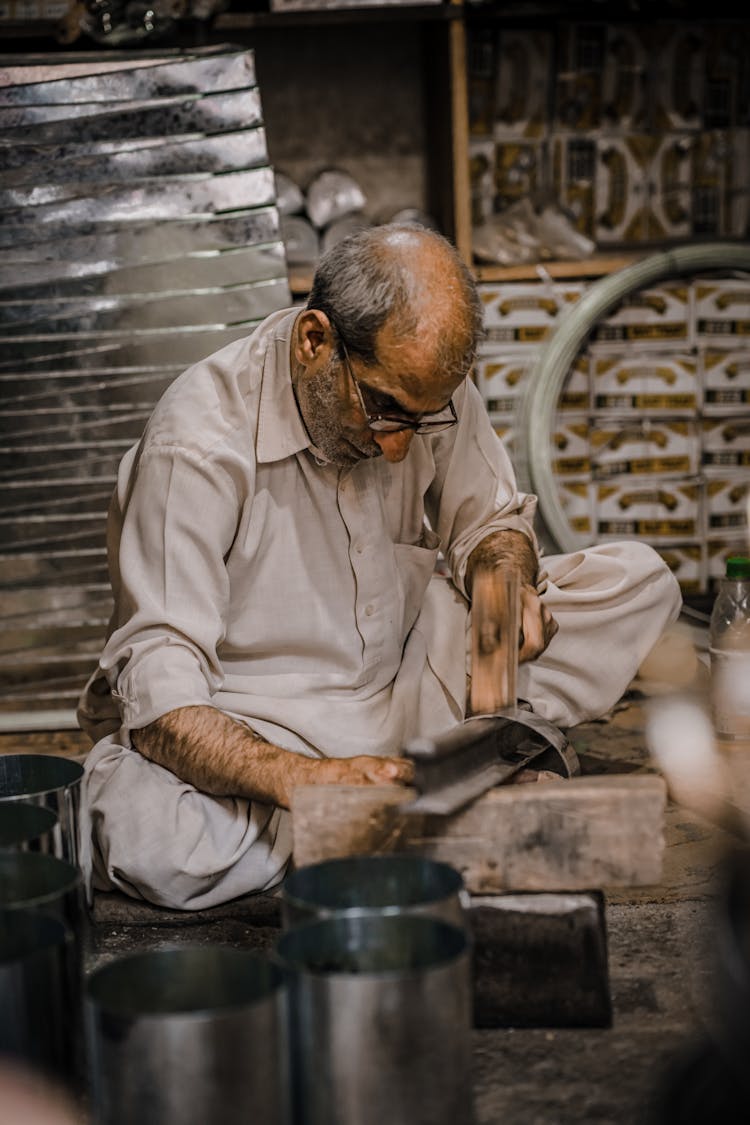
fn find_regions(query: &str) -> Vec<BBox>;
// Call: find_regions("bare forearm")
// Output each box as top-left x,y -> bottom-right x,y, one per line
466,529 -> 538,594
131,705 -> 306,808
131,704 -> 413,810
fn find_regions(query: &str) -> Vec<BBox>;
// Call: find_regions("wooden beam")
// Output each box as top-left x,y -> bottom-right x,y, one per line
291,774 -> 667,893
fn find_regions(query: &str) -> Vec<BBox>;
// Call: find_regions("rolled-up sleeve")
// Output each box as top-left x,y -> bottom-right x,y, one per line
428,378 -> 539,597
99,445 -> 244,737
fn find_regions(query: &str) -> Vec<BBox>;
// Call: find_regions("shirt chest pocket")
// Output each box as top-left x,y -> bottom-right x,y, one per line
392,526 -> 441,637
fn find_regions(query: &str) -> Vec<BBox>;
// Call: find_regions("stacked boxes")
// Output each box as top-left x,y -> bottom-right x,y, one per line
478,275 -> 750,593
468,19 -> 750,249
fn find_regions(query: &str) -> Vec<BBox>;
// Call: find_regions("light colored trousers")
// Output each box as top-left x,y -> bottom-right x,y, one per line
83,541 -> 682,909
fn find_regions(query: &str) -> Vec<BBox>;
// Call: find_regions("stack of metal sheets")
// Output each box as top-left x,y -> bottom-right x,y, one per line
0,46 -> 292,730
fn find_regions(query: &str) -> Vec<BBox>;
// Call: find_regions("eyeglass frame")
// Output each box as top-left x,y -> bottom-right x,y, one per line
337,336 -> 458,435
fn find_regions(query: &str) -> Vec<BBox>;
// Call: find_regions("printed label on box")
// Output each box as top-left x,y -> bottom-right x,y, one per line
694,280 -> 750,341
590,352 -> 698,414
591,418 -> 700,478
477,352 -> 535,414
479,281 -> 582,344
551,416 -> 590,478
702,415 -> 750,470
595,134 -> 655,245
596,478 -> 701,540
701,349 -> 750,414
704,476 -> 750,538
592,283 -> 690,346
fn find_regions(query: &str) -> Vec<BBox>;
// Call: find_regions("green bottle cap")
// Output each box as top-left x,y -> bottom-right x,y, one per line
726,556 -> 750,579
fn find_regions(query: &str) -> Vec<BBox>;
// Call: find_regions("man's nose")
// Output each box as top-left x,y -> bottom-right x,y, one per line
373,429 -> 414,462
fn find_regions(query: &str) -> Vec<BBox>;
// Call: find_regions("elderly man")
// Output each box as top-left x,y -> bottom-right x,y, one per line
78,224 -> 681,909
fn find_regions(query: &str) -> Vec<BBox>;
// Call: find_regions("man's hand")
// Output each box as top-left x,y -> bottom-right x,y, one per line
287,754 -> 414,808
519,582 -> 558,664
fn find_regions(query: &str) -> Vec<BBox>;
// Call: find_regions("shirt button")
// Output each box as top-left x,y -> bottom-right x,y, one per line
355,544 -> 364,554
365,604 -> 375,616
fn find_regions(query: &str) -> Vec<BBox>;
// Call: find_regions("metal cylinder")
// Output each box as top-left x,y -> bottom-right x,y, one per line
0,755 -> 83,867
0,908 -> 71,1085
0,802 -> 58,853
280,853 -> 468,931
0,850 -> 88,1088
85,946 -> 290,1125
275,913 -> 474,1125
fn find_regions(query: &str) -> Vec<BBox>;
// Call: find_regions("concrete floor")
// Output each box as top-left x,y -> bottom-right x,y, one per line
1,691 -> 742,1124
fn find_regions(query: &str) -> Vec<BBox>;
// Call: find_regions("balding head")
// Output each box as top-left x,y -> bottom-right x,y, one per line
306,223 -> 481,384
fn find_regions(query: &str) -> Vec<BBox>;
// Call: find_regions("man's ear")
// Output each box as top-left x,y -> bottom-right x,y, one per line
293,309 -> 334,367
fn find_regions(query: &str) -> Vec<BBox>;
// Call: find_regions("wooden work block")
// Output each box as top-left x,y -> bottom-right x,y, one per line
468,891 -> 611,1028
290,774 -> 667,894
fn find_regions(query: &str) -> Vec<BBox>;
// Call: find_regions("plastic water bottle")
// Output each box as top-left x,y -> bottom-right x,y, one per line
709,555 -> 750,742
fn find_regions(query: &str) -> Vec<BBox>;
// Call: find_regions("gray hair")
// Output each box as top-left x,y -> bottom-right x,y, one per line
306,223 -> 482,378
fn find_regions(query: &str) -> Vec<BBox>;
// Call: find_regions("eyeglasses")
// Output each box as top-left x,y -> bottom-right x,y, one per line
339,339 -> 458,434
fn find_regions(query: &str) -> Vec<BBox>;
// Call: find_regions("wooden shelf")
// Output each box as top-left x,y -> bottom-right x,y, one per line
474,253 -> 643,284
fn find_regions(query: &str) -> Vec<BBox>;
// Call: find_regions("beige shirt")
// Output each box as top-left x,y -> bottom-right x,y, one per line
79,307 -> 538,760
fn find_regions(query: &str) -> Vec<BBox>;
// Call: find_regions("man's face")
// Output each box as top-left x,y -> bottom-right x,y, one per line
296,316 -> 465,468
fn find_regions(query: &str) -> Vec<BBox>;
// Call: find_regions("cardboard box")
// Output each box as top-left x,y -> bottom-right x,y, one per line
702,415 -> 750,472
590,351 -> 699,415
479,281 -> 583,346
551,416 -> 591,479
591,283 -> 691,347
559,355 -> 591,412
654,544 -> 705,595
554,24 -> 606,131
694,279 -> 750,343
704,476 -> 750,539
601,24 -> 651,131
594,134 -> 655,245
550,135 -> 597,239
701,349 -> 750,414
490,416 -> 519,463
649,133 -> 694,241
595,478 -> 701,542
691,130 -> 750,238
494,140 -> 546,212
651,24 -> 704,132
476,351 -> 536,415
590,418 -> 701,479
494,29 -> 552,139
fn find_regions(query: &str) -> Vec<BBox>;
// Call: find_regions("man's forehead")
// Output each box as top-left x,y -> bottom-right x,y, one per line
366,320 -> 465,407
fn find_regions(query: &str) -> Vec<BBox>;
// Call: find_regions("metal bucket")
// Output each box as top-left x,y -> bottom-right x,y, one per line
280,854 -> 468,931
0,850 -> 88,1088
0,755 -> 83,867
0,802 -> 58,853
85,946 -> 290,1125
275,913 -> 474,1125
0,908 -> 72,1084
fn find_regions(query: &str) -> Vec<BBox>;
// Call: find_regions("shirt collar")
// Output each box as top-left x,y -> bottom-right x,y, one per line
255,307 -> 313,464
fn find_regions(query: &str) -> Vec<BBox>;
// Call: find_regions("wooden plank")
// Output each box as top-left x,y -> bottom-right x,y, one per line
291,774 -> 667,893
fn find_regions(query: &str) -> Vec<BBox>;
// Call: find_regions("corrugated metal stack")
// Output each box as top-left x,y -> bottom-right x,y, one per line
0,46 -> 292,728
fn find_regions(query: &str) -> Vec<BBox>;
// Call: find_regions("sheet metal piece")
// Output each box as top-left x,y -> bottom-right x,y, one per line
0,276 -> 291,333
0,325 -> 260,369
0,90 -> 262,153
403,709 -> 580,816
0,166 -> 277,223
0,45 -> 292,726
0,51 -> 256,106
0,209 -> 281,266
0,130 -> 270,199
3,244 -> 287,301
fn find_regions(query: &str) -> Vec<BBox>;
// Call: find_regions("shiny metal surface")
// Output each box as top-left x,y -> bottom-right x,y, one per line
0,802 -> 58,852
0,755 -> 83,866
275,914 -> 474,1125
85,946 -> 290,1125
0,47 -> 290,724
281,854 -> 468,931
0,908 -> 72,1084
